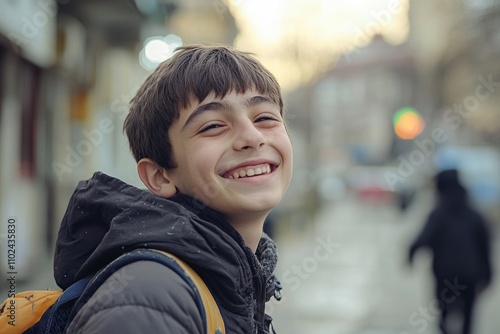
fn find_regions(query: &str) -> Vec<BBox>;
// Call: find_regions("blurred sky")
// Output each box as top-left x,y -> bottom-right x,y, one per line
228,0 -> 409,90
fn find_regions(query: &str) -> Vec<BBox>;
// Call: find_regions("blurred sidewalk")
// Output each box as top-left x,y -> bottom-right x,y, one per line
272,192 -> 500,334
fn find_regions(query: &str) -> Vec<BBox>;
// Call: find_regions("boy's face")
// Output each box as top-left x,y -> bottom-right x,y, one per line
166,89 -> 293,225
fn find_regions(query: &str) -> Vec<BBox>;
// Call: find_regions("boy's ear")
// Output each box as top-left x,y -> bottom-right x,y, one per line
137,158 -> 177,198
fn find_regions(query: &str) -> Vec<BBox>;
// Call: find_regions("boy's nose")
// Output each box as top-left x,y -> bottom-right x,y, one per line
233,122 -> 266,151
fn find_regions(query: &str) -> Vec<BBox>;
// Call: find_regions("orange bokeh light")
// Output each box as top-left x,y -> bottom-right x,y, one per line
394,109 -> 425,139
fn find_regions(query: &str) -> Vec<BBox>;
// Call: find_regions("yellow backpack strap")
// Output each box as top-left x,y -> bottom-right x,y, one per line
153,250 -> 225,334
0,290 -> 62,334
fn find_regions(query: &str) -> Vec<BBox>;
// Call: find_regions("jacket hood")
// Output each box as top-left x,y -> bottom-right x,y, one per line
54,172 -> 278,310
435,169 -> 468,207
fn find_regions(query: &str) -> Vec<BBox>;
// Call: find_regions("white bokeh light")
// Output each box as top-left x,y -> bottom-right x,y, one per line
144,39 -> 171,63
139,34 -> 183,71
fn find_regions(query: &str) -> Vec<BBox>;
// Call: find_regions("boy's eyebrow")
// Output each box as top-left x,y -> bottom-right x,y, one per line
181,95 -> 278,131
181,101 -> 231,131
244,95 -> 277,108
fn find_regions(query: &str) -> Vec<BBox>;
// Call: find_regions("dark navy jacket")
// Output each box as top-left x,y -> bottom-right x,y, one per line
54,172 -> 280,333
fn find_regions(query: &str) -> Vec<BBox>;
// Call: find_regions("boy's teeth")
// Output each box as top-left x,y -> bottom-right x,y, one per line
227,164 -> 273,179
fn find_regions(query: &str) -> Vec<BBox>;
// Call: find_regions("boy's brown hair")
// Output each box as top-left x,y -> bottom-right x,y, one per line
124,45 -> 284,170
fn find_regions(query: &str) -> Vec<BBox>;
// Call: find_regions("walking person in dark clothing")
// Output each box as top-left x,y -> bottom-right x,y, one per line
409,169 -> 493,334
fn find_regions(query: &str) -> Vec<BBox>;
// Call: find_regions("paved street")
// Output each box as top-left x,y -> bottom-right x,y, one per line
271,192 -> 500,334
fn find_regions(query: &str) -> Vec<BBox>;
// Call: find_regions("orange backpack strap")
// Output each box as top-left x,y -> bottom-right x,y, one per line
153,250 -> 226,334
0,290 -> 62,334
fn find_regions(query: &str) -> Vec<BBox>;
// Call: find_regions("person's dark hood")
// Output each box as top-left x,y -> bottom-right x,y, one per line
54,172 -> 278,308
436,169 -> 463,194
435,169 -> 468,206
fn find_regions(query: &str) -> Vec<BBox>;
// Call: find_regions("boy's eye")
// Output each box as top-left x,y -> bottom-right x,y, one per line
198,123 -> 223,134
255,114 -> 280,123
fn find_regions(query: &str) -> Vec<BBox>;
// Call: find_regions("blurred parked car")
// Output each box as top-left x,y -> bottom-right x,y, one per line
345,166 -> 397,203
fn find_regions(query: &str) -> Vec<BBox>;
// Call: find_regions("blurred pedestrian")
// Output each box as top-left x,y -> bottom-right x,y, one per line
408,169 -> 493,334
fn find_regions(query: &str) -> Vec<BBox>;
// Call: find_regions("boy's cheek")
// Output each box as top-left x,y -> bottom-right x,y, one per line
178,180 -> 226,205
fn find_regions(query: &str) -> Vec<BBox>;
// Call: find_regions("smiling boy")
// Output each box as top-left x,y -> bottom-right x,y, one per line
54,45 -> 292,333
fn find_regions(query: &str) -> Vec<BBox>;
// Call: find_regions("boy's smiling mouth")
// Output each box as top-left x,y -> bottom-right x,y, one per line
221,163 -> 276,179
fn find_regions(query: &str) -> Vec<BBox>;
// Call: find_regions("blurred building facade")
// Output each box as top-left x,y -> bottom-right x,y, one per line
285,0 -> 500,220
408,0 -> 500,218
311,36 -> 418,166
410,0 -> 500,144
0,0 -> 237,278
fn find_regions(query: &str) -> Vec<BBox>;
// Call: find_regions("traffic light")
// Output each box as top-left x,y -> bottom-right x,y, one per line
393,107 -> 425,140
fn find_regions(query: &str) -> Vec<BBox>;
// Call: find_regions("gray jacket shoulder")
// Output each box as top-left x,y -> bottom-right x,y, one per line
66,260 -> 204,334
